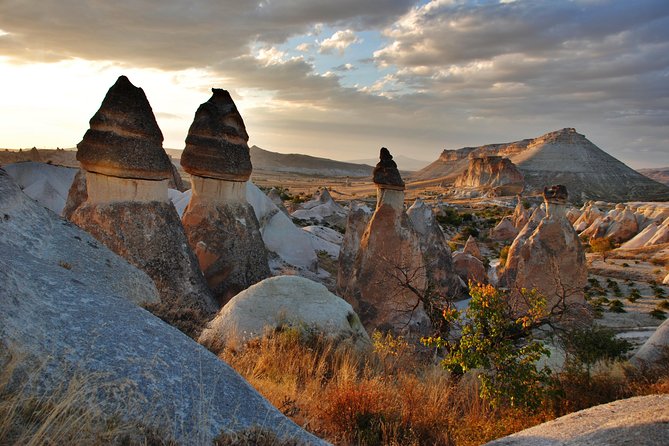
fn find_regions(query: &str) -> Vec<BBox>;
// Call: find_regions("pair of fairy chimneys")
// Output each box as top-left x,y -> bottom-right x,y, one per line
76,75 -> 251,204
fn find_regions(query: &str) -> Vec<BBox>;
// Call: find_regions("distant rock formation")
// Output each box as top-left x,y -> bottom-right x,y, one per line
67,76 -> 217,332
291,187 -> 348,229
453,155 -> 524,197
180,89 -> 270,305
199,276 -> 370,353
501,185 -> 588,318
638,167 -> 669,186
463,235 -> 483,260
491,217 -> 519,241
632,317 -> 669,369
416,128 -> 669,202
339,149 -> 459,335
452,251 -> 487,285
0,169 -> 324,445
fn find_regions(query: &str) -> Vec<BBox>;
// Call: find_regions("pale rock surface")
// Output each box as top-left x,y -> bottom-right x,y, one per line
0,168 -> 158,307
181,90 -> 270,304
620,218 -> 662,249
511,196 -> 530,229
463,235 -> 483,260
501,186 -> 588,317
664,272 -> 669,285
632,317 -> 669,368
454,155 -> 524,197
0,193 -> 325,444
267,187 -> 290,216
303,225 -> 343,259
291,187 -> 347,229
452,252 -> 487,285
646,217 -> 669,246
604,204 -> 638,243
198,275 -> 370,352
62,168 -> 87,218
573,202 -> 603,232
485,395 -> 669,446
491,216 -> 519,241
566,207 -> 581,225
3,162 -> 78,215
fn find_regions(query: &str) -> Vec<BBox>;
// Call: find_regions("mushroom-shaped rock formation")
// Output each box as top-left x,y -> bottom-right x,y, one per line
500,185 -> 588,320
180,89 -> 270,305
198,276 -> 370,353
67,76 -> 217,334
339,149 -> 460,335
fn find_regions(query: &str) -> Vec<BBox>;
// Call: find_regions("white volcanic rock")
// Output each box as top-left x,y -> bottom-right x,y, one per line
632,317 -> 669,368
198,275 -> 370,352
246,182 -> 318,271
337,202 -> 373,297
573,202 -> 603,232
291,187 -> 347,229
4,162 -> 78,214
0,185 -> 324,444
663,272 -> 669,285
604,204 -> 638,243
646,217 -> 669,246
620,219 -> 662,249
0,168 -> 158,307
267,187 -> 290,216
303,225 -> 343,259
511,197 -> 530,229
485,395 -> 669,446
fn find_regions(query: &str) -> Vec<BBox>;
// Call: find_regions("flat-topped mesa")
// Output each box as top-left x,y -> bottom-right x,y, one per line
181,88 -> 252,184
373,147 -> 405,209
181,89 -> 269,305
77,75 -> 172,182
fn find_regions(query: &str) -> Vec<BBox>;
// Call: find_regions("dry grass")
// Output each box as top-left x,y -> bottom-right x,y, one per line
221,330 -> 561,446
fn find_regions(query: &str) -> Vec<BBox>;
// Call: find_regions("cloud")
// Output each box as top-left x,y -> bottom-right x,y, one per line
333,63 -> 356,71
295,42 -> 313,52
318,29 -> 362,55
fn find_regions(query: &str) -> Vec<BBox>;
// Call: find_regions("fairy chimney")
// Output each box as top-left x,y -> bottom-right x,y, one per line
501,185 -> 588,320
67,76 -> 217,334
180,89 -> 270,305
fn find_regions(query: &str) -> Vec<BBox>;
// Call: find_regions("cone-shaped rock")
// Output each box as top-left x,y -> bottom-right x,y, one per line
181,90 -> 269,305
76,76 -> 172,180
373,147 -> 405,190
181,89 -> 252,181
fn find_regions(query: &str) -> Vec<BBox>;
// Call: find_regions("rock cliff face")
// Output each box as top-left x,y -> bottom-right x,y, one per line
0,169 -> 324,445
180,89 -> 269,305
501,185 -> 588,318
416,128 -> 669,202
454,155 -> 524,196
68,76 -> 217,329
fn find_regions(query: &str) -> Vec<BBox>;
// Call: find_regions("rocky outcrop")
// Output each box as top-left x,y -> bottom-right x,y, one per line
501,185 -> 588,318
291,187 -> 348,229
491,217 -> 519,241
267,187 -> 290,216
463,235 -> 482,260
337,202 -> 373,297
452,251 -> 487,285
511,196 -> 530,229
180,89 -> 269,305
573,201 -> 603,232
0,171 -> 324,445
198,276 -> 370,353
485,395 -> 669,446
454,156 -> 524,197
67,76 -> 217,329
373,147 -> 405,190
0,168 -> 159,307
631,317 -> 669,369
604,204 -> 638,243
416,128 -> 669,202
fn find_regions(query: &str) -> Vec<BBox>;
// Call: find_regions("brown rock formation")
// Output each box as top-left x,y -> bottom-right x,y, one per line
463,235 -> 482,260
491,217 -> 519,241
452,252 -> 487,285
339,151 -> 460,335
76,76 -> 172,180
511,195 -> 530,229
604,204 -> 639,243
68,76 -> 217,333
181,89 -> 269,304
501,185 -> 588,319
337,202 -> 372,297
454,155 -> 524,196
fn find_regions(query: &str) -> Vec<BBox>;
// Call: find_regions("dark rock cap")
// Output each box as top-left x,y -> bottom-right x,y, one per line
543,185 -> 568,203
372,147 -> 405,190
76,76 -> 172,180
180,89 -> 252,181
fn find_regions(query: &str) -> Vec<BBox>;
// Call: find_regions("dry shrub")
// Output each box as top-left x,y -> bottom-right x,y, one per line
143,302 -> 212,339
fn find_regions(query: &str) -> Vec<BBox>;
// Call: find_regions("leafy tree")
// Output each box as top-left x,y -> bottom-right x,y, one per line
423,283 -> 552,409
590,238 -> 614,262
560,326 -> 631,380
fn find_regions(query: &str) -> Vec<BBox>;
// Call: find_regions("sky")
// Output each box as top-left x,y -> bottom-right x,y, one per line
1,0 -> 668,168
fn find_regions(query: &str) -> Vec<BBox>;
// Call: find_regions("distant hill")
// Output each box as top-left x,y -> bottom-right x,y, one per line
249,145 -> 372,177
415,128 -> 669,202
346,155 -> 431,171
638,167 -> 669,186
